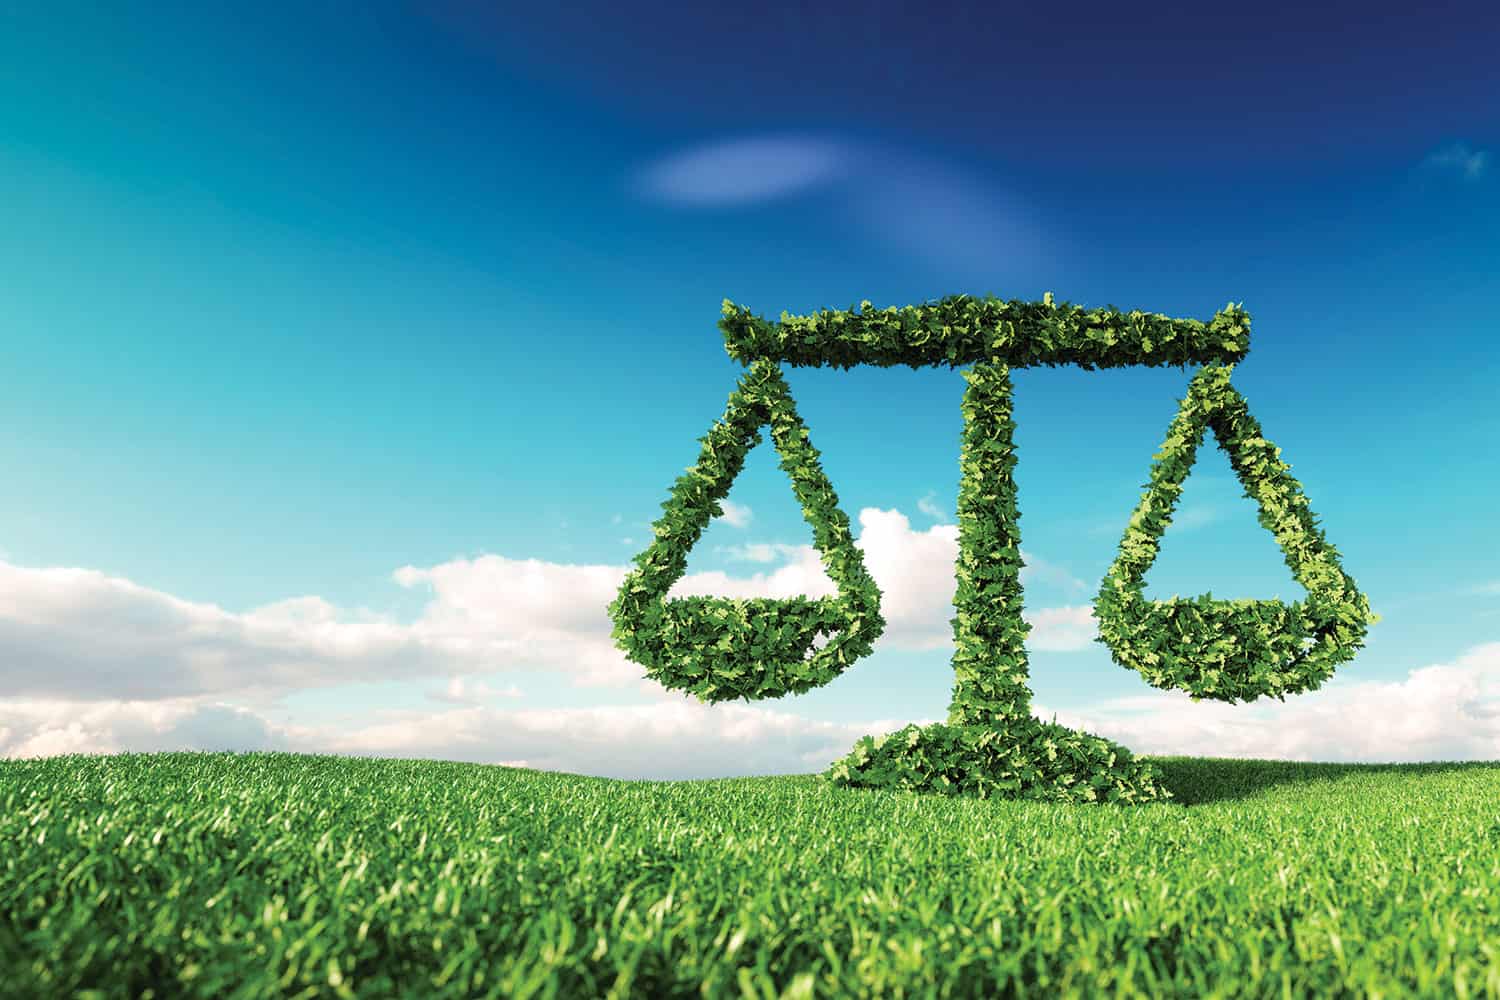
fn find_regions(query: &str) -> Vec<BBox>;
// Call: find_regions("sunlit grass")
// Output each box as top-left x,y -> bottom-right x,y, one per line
3,750 -> 1498,998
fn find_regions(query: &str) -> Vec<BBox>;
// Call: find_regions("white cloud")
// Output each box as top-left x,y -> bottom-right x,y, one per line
0,509 -> 1107,711
1023,606 -> 1099,652
4,524 -> 1497,779
0,697 -> 288,760
0,692 -> 932,783
286,697 -> 939,782
0,559 -> 630,704
1044,642 -> 1500,765
713,542 -> 804,564
306,638 -> 1491,773
628,133 -> 851,206
917,491 -> 950,524
715,499 -> 753,528
1419,141 -> 1491,181
4,643 -> 1495,778
428,675 -> 524,705
679,508 -> 1088,651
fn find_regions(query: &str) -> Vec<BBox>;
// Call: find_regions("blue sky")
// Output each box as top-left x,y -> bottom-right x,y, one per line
1,1 -> 1496,778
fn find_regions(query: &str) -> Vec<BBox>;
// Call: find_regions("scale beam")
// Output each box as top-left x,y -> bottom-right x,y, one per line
720,292 -> 1250,370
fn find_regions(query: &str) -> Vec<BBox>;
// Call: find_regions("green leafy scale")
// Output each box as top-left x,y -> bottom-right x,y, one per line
1093,364 -> 1380,703
615,295 -> 1376,806
608,358 -> 886,704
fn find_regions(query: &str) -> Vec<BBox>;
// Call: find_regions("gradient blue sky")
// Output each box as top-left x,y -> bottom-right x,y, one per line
1,1 -> 1496,777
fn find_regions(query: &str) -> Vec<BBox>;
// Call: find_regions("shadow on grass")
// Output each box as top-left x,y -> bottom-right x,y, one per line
1137,755 -> 1500,807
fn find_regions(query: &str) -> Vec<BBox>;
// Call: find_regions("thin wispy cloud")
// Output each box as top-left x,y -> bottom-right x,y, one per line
917,491 -> 950,524
830,142 -> 1060,289
627,133 -> 851,206
713,542 -> 805,564
1083,505 -> 1220,538
1419,141 -> 1491,180
1164,505 -> 1221,532
627,131 -> 1062,287
1081,474 -> 1241,538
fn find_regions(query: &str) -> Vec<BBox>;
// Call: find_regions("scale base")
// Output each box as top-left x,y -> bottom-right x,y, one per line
819,718 -> 1173,805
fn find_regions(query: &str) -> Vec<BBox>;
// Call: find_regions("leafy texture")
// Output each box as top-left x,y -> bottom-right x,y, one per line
608,358 -> 886,703
719,292 -> 1251,370
822,362 -> 1170,804
612,294 -> 1375,807
1093,364 -> 1380,703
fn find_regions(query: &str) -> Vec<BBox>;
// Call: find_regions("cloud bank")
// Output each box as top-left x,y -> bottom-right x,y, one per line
1,501 -> 1497,778
3,643 -> 1495,779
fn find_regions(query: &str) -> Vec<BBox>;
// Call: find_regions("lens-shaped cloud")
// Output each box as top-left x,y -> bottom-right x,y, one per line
1419,141 -> 1490,180
629,131 -> 1062,288
629,133 -> 851,205
830,142 -> 1061,289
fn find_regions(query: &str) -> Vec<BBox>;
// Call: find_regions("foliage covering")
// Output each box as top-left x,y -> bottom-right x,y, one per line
608,357 -> 886,703
612,294 -> 1375,805
1094,363 -> 1379,703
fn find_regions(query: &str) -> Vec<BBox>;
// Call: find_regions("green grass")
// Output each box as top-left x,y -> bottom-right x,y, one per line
3,751 -> 1498,998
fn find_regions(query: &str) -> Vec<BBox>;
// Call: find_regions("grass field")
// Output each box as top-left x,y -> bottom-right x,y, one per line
2,750 -> 1498,999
